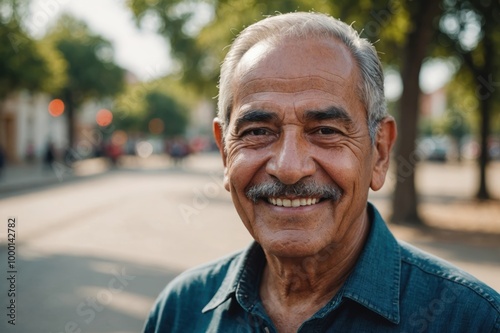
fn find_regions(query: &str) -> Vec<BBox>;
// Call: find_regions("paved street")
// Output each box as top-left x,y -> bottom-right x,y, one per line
0,153 -> 499,333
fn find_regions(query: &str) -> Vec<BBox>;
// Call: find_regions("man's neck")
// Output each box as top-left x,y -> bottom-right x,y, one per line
259,210 -> 370,332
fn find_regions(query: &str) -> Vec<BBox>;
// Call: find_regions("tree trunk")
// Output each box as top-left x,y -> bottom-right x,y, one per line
391,0 -> 441,225
474,21 -> 494,200
476,97 -> 490,200
64,91 -> 76,150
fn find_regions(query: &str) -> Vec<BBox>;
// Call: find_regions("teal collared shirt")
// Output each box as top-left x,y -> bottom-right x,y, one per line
143,203 -> 500,332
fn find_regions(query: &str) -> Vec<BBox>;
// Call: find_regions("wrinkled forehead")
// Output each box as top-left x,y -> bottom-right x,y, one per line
232,36 -> 361,108
232,37 -> 359,99
240,36 -> 354,74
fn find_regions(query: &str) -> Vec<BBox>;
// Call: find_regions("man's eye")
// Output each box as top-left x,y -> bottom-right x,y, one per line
244,128 -> 270,136
316,127 -> 340,135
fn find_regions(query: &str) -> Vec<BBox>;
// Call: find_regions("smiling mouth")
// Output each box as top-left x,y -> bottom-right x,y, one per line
267,197 -> 322,207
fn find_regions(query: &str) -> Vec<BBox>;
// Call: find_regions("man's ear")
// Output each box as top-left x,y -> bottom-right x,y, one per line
370,116 -> 397,191
213,118 -> 227,165
213,118 -> 230,192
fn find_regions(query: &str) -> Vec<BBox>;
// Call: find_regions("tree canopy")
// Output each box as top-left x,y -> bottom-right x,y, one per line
436,0 -> 500,199
113,76 -> 194,137
46,15 -> 126,147
0,0 -> 66,98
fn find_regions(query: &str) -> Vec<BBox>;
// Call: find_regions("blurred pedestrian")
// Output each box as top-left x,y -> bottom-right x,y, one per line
43,143 -> 56,170
106,141 -> 122,167
168,137 -> 190,166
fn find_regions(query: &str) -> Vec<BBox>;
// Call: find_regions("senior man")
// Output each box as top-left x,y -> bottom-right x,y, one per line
144,12 -> 500,332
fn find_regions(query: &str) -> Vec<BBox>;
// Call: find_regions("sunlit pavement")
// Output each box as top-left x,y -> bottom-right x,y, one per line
0,153 -> 499,332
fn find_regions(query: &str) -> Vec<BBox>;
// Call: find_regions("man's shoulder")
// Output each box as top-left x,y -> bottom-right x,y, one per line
143,249 -> 246,333
398,240 -> 500,314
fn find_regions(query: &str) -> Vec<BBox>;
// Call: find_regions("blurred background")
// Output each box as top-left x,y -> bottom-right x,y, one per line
0,0 -> 499,332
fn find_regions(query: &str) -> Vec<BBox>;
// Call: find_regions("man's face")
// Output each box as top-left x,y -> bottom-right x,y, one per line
214,37 -> 392,258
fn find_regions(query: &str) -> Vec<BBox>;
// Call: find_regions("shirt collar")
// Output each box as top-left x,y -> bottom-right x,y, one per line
202,203 -> 401,324
202,242 -> 265,313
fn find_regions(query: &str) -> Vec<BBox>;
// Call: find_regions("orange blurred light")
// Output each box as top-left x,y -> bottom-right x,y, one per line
48,99 -> 65,117
111,130 -> 128,146
96,109 -> 113,127
148,118 -> 164,135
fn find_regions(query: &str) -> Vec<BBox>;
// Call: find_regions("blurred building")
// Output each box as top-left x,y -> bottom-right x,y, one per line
0,91 -> 116,164
0,91 -> 68,163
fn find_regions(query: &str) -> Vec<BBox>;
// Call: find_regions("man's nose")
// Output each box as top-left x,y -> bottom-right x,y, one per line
266,129 -> 316,185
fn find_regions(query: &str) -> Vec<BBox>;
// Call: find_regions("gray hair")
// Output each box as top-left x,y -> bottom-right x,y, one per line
217,12 -> 387,143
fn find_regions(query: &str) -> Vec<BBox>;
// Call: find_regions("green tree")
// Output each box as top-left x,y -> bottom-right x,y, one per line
129,0 -> 213,94
144,91 -> 188,137
114,77 -> 193,136
437,0 -> 500,200
46,15 -> 125,148
391,0 -> 442,225
0,0 -> 65,98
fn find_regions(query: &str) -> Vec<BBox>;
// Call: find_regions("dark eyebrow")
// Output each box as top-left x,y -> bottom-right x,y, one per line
304,106 -> 354,125
234,110 -> 279,133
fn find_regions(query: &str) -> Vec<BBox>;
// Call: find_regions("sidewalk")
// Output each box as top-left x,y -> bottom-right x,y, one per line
0,157 -> 111,194
0,152 -> 223,194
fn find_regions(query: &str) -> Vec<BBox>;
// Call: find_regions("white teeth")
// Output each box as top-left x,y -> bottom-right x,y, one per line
267,197 -> 320,207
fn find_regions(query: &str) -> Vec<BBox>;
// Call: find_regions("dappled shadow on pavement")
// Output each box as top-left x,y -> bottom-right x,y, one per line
0,251 -> 180,333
